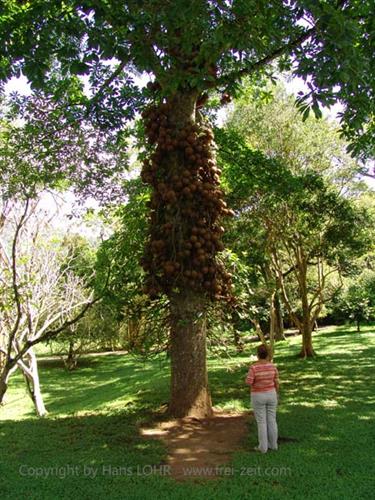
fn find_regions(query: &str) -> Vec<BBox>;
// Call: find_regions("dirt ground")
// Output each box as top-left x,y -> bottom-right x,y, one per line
140,410 -> 252,481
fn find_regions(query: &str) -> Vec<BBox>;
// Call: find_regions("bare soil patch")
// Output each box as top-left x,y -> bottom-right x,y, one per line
140,410 -> 252,481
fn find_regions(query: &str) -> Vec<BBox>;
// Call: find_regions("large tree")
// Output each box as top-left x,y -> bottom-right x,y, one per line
223,83 -> 371,352
0,0 -> 374,416
0,195 -> 94,415
219,129 -> 371,357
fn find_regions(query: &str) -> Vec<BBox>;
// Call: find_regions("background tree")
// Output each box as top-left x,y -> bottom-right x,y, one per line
49,302 -> 121,370
265,175 -> 369,356
94,179 -> 170,358
218,128 -> 294,346
0,98 -> 118,414
1,0 -> 374,416
219,129 -> 371,357
227,82 -> 368,186
339,271 -> 375,332
329,194 -> 375,330
46,234 -> 108,370
0,91 -> 129,204
0,196 -> 94,415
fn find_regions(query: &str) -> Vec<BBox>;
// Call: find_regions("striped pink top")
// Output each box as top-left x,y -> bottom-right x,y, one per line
245,362 -> 279,393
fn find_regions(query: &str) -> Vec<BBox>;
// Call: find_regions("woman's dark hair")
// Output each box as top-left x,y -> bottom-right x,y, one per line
257,344 -> 269,360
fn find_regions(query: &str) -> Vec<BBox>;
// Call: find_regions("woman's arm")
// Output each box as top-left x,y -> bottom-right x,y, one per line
245,365 -> 255,386
274,366 -> 280,393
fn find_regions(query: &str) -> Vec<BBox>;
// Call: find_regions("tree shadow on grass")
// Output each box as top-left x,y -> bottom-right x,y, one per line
1,327 -> 375,498
0,408 -> 170,500
3,354 -> 170,420
38,357 -> 102,370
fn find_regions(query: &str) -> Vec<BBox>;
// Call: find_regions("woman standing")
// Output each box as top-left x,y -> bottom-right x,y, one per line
245,344 -> 279,453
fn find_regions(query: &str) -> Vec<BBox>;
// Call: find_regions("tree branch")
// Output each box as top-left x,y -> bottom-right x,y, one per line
7,199 -> 30,357
87,60 -> 127,112
218,27 -> 316,85
270,247 -> 302,330
12,296 -> 101,367
225,0 -> 348,85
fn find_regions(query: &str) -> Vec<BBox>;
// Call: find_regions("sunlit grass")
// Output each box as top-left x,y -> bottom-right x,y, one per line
1,324 -> 374,499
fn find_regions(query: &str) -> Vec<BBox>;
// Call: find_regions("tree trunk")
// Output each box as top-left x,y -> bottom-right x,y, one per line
64,340 -> 78,371
274,292 -> 285,341
143,89 -> 226,417
269,292 -> 276,358
297,256 -> 315,357
0,361 -> 18,405
233,328 -> 243,353
232,311 -> 243,352
21,349 -> 48,417
356,319 -> 360,332
0,371 -> 8,405
0,334 -> 7,403
168,291 -> 213,418
263,262 -> 284,343
299,320 -> 315,357
165,91 -> 213,418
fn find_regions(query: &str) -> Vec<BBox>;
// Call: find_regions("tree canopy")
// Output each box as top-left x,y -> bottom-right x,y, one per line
218,126 -> 372,355
0,0 -> 373,156
227,82 -> 368,184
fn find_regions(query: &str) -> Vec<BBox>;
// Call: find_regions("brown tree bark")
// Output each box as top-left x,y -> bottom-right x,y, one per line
142,87 -> 232,417
64,340 -> 79,371
162,92 -> 214,417
295,251 -> 316,357
168,290 -> 213,418
274,292 -> 285,341
0,374 -> 8,405
299,281 -> 315,357
263,264 -> 284,342
233,328 -> 244,353
299,321 -> 315,357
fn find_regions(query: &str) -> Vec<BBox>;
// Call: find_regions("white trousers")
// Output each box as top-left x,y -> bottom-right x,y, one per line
251,389 -> 278,453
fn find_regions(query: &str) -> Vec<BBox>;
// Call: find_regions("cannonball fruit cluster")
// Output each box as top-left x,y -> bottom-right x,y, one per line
140,101 -> 234,301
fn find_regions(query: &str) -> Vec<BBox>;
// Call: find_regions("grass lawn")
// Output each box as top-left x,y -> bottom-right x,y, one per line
1,325 -> 374,499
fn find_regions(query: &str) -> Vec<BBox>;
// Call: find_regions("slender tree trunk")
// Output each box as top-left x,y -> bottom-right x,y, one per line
21,349 -> 48,417
274,292 -> 285,341
0,370 -> 9,405
0,333 -> 8,403
269,292 -> 276,357
0,362 -> 17,405
168,290 -> 213,418
299,308 -> 315,358
233,328 -> 243,353
270,292 -> 285,345
356,319 -> 360,332
300,322 -> 315,357
65,340 -> 78,371
298,258 -> 315,357
251,319 -> 267,344
263,263 -> 284,343
232,311 -> 243,352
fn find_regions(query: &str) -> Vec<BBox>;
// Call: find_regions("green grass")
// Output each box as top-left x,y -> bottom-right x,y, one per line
1,325 -> 374,499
